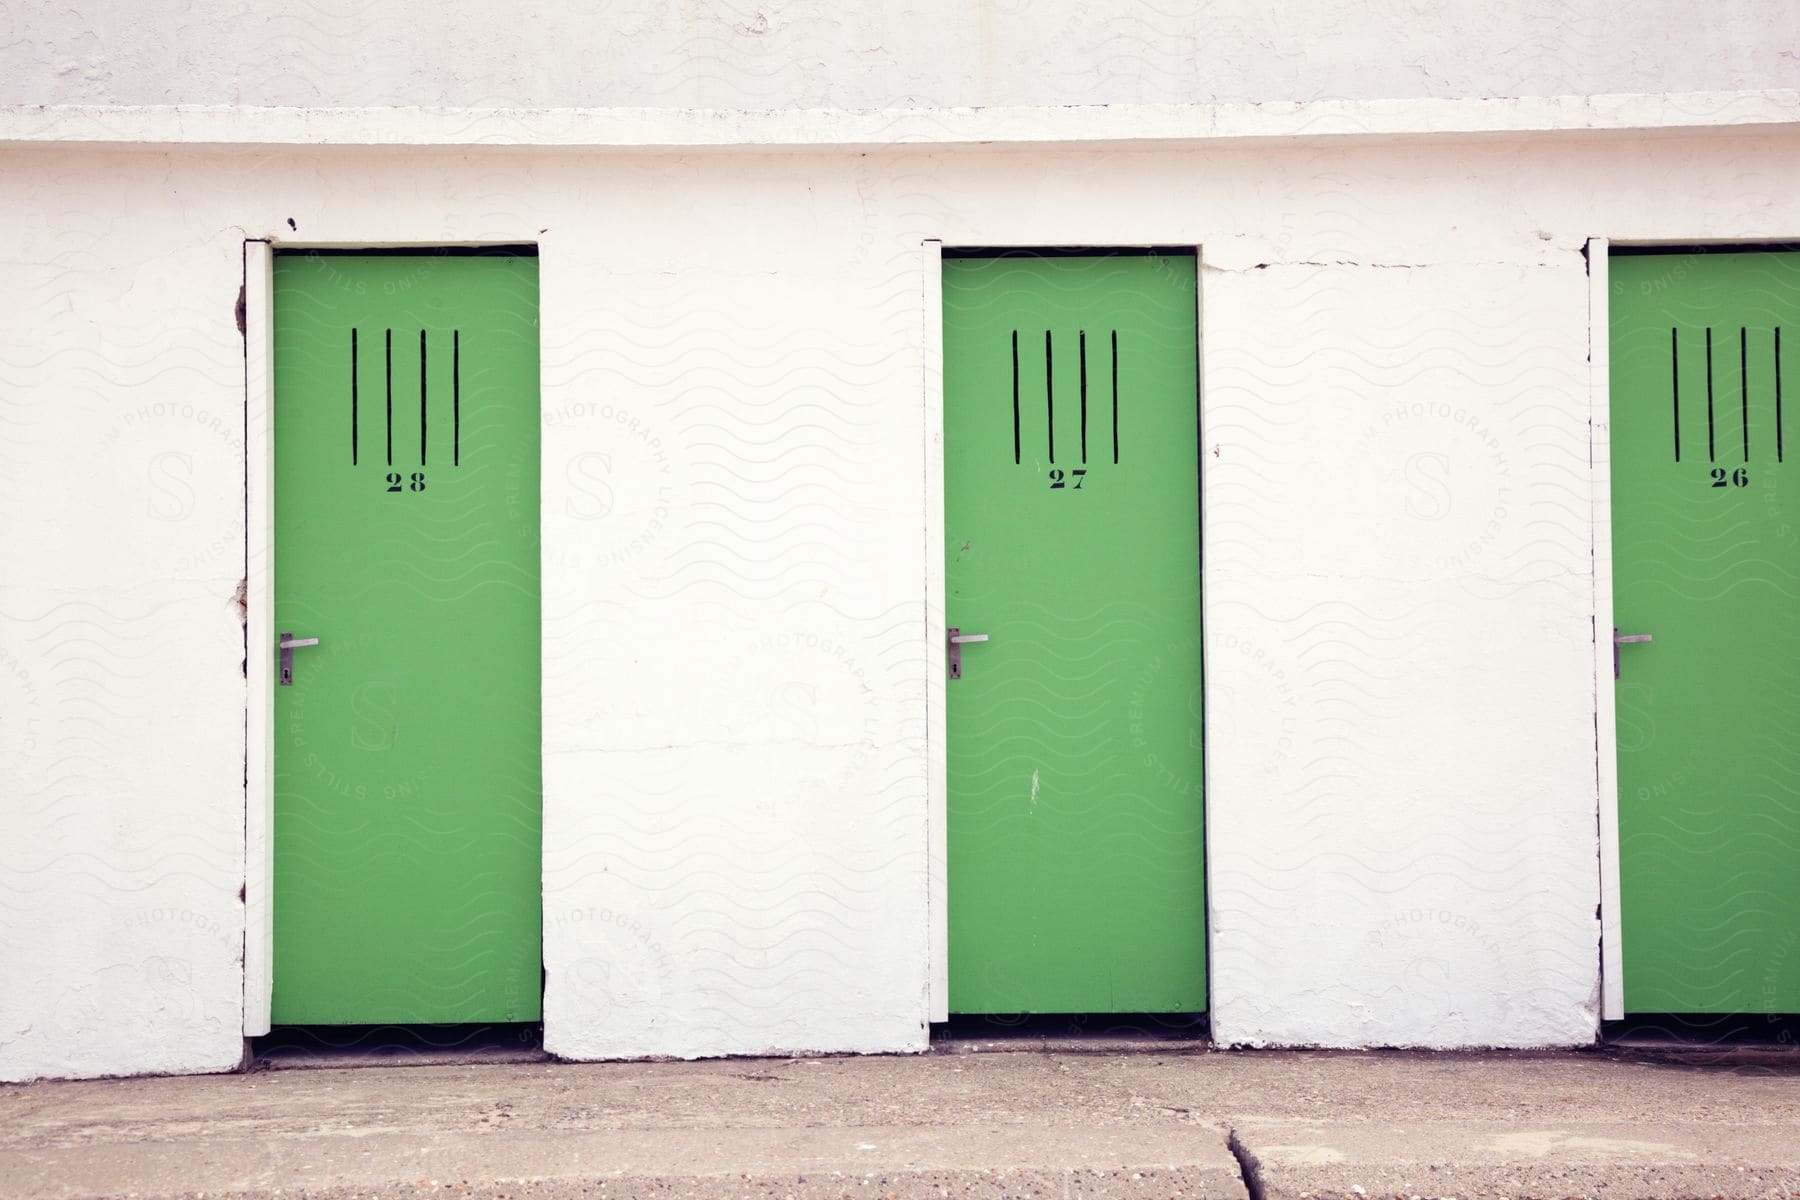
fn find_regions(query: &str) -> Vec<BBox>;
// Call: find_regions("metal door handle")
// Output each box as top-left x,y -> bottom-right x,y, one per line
948,628 -> 989,680
280,632 -> 320,687
1612,627 -> 1651,678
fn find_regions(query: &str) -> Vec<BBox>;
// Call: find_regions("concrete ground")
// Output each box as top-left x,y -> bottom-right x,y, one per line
3,1046 -> 1798,1200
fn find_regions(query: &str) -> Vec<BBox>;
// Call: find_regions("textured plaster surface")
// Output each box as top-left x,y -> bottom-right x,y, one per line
4,130 -> 1800,1078
4,0 -> 1798,111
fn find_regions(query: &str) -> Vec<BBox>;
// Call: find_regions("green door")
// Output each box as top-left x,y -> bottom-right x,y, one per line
943,251 -> 1205,1013
1610,248 -> 1800,1014
272,251 -> 542,1024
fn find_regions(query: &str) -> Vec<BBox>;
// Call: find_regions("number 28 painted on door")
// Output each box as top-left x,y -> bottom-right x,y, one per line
348,326 -> 467,495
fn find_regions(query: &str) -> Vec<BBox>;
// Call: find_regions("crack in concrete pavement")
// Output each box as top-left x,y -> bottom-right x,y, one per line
1229,1126 -> 1269,1200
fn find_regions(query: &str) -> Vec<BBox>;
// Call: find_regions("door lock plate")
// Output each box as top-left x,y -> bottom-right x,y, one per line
948,627 -> 989,680
279,632 -> 320,686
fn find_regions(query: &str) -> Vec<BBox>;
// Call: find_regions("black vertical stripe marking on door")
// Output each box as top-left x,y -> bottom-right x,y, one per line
1705,326 -> 1716,463
1011,330 -> 1020,465
1111,330 -> 1120,465
1670,327 -> 1680,463
419,329 -> 428,467
454,330 -> 461,467
1079,330 -> 1088,464
385,328 -> 394,468
1777,327 -> 1785,464
1740,326 -> 1750,463
351,327 -> 359,466
1045,330 -> 1055,464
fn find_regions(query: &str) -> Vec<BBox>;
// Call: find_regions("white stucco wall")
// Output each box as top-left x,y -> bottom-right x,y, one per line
0,174 -> 249,1079
3,109 -> 1799,1076
4,0 -> 1795,110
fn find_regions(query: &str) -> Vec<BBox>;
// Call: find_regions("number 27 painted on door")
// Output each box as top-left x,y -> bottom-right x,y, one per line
1009,328 -> 1126,490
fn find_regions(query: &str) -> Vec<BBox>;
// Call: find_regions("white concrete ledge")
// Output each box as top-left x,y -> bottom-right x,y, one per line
2,90 -> 1797,150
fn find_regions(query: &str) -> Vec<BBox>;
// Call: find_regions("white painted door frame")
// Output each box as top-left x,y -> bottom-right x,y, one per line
921,238 -> 948,1020
1586,237 -> 1626,1021
243,237 -> 276,1035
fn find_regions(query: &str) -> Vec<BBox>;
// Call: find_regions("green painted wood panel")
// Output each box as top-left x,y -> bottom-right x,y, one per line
1610,249 -> 1800,1014
272,252 -> 542,1024
943,253 -> 1205,1013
